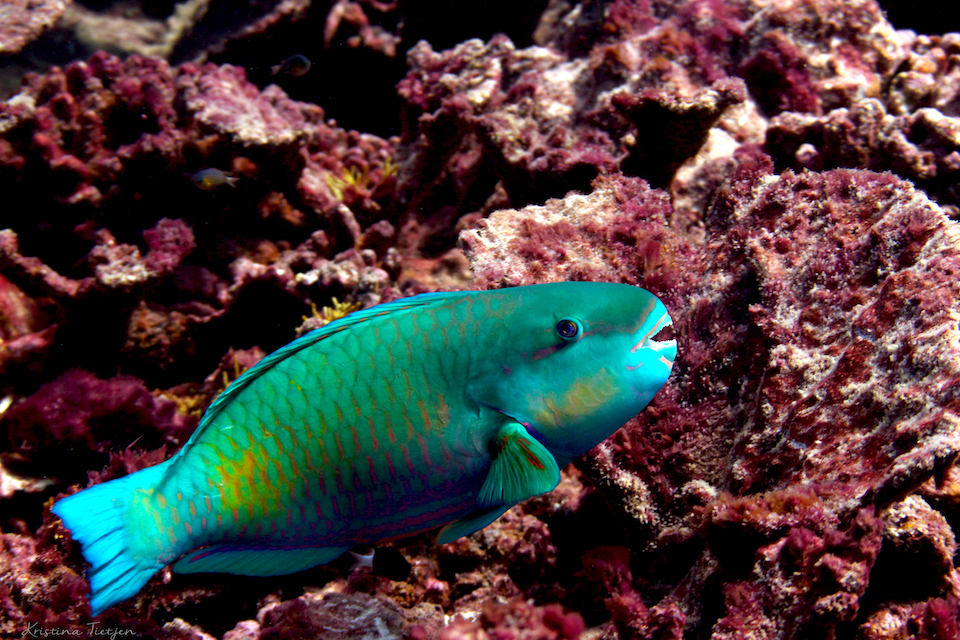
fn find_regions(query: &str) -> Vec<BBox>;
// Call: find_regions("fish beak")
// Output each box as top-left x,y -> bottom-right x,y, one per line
627,312 -> 676,371
648,316 -> 677,367
631,311 -> 675,351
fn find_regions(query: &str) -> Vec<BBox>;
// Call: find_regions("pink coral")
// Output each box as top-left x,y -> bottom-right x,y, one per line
4,0 -> 960,637
0,49 -> 413,394
860,596 -> 960,640
461,175 -> 682,289
256,590 -> 406,640
0,272 -> 52,377
177,63 -> 317,149
462,164 -> 960,639
766,99 -> 960,208
439,600 -> 584,640
0,0 -> 70,55
397,36 -> 622,237
3,369 -> 193,480
887,33 -> 960,117
143,218 -> 195,276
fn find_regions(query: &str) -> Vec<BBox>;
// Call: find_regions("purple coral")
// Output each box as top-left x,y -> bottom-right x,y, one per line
258,591 -> 406,640
3,0 -> 960,638
3,369 -> 193,480
463,163 -> 960,638
439,600 -> 584,640
143,218 -> 195,276
461,175 -> 682,289
0,0 -> 69,55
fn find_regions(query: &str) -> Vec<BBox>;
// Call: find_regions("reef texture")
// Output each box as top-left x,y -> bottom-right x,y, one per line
3,0 -> 960,638
466,163 -> 960,639
0,0 -> 70,55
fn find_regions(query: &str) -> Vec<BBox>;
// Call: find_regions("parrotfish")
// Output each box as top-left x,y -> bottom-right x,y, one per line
53,282 -> 676,615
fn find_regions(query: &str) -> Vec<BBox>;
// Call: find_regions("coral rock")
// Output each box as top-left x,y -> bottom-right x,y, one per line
460,175 -> 680,289
257,590 -> 407,640
859,596 -> 960,640
766,98 -> 960,207
573,166 -> 960,638
438,599 -> 584,640
4,368 -> 193,480
437,506 -> 557,607
179,63 -> 317,148
464,163 -> 960,638
143,218 -> 195,276
0,0 -> 70,55
886,33 -> 960,117
397,36 -> 620,224
875,495 -> 959,602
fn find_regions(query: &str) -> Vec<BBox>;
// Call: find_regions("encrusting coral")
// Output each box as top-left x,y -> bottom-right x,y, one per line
2,0 -> 960,638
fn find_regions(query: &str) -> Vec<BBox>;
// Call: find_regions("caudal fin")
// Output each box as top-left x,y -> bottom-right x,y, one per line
52,462 -> 171,616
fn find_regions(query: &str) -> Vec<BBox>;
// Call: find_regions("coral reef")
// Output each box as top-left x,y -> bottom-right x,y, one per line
3,0 -> 960,638
438,599 -> 585,640
0,0 -> 70,55
3,368 -> 193,481
250,590 -> 406,640
0,50 -> 407,391
460,175 -> 680,288
464,163 -> 960,637
765,97 -> 960,212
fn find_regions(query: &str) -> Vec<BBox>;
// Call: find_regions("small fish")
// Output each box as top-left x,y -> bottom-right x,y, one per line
190,168 -> 238,191
53,282 -> 676,615
271,54 -> 311,77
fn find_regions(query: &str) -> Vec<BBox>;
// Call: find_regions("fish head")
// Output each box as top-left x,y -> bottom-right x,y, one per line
475,282 -> 676,462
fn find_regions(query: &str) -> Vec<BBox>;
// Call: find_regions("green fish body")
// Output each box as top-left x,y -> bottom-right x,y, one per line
53,282 -> 676,615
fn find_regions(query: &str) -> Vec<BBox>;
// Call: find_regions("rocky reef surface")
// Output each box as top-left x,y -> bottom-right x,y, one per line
2,0 -> 960,638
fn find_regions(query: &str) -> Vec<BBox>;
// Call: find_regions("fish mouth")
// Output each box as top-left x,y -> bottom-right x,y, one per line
627,312 -> 676,370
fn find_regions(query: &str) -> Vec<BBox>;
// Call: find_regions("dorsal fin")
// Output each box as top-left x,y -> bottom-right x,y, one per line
178,290 -> 473,451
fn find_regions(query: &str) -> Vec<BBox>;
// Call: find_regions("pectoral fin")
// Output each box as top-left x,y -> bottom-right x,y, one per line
478,422 -> 561,508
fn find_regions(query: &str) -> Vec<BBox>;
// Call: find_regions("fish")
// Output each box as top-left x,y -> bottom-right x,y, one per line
189,168 -> 238,191
52,282 -> 677,615
271,54 -> 311,77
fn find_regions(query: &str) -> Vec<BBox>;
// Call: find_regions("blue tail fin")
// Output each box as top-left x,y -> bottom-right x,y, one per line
52,462 -> 172,616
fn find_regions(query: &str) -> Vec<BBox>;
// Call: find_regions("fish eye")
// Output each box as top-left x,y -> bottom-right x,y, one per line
555,317 -> 582,342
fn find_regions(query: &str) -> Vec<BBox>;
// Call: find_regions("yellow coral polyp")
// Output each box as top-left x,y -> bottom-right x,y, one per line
158,391 -> 207,420
156,355 -> 250,419
323,157 -> 398,204
220,354 -> 247,390
303,298 -> 362,327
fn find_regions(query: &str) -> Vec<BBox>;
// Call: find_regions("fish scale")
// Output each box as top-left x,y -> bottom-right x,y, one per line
53,282 -> 677,615
172,297 -> 482,547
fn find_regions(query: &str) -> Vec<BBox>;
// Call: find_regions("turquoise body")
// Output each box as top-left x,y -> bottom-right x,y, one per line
53,282 -> 676,615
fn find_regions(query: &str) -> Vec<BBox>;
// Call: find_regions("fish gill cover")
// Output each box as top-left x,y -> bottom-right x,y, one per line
1,0 -> 959,639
